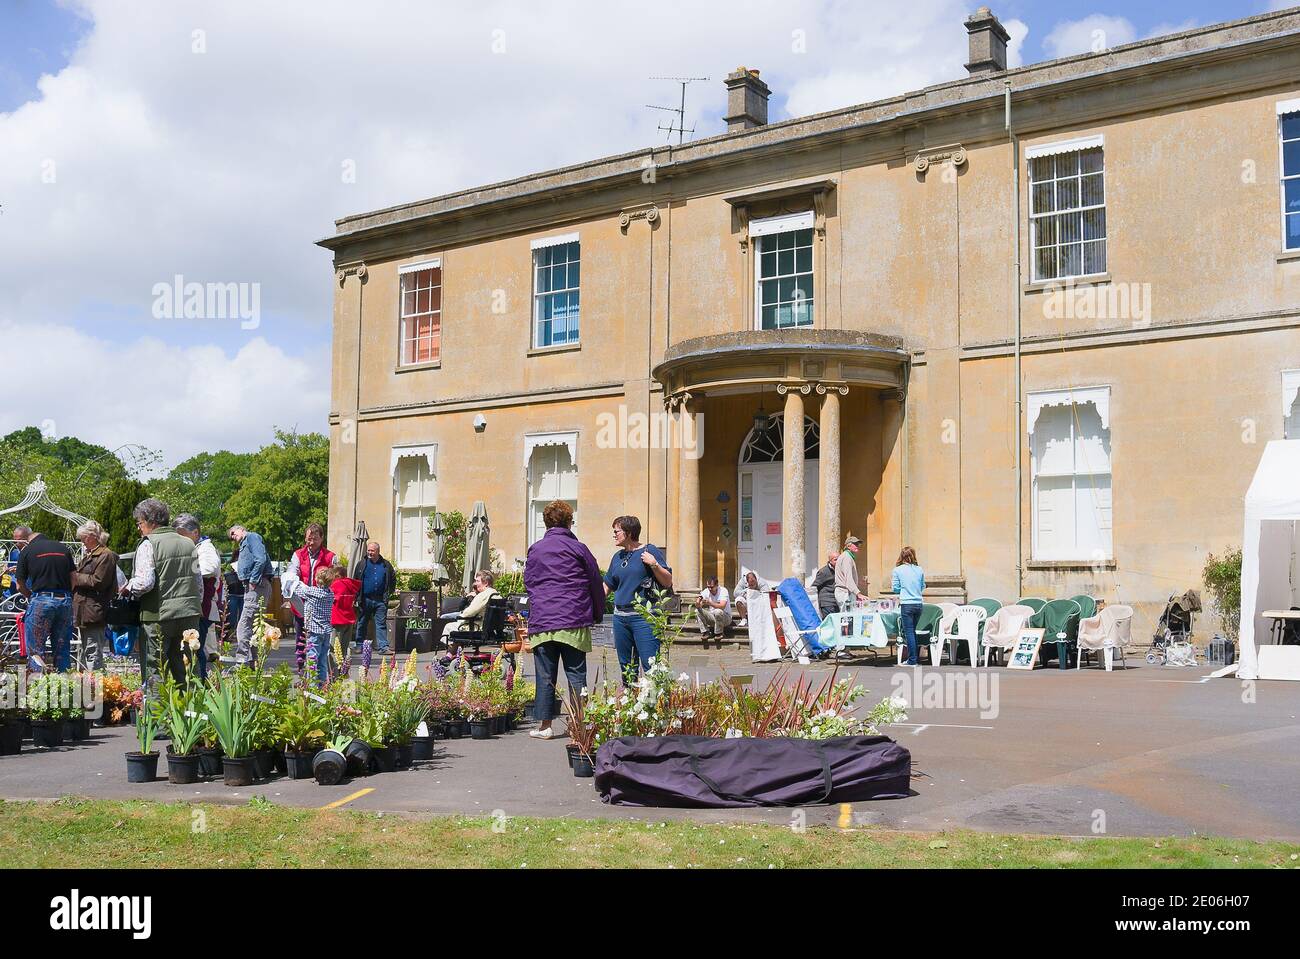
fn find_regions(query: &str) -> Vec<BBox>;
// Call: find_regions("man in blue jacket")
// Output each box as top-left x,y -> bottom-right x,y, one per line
228,525 -> 273,664
355,541 -> 396,654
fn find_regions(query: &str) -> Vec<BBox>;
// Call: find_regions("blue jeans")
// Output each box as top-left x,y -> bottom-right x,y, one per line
531,639 -> 587,722
356,598 -> 389,652
901,602 -> 922,665
309,631 -> 331,684
26,593 -> 73,671
613,614 -> 658,682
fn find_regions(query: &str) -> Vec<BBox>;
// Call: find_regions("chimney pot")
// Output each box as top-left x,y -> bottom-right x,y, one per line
965,7 -> 1010,75
724,67 -> 771,132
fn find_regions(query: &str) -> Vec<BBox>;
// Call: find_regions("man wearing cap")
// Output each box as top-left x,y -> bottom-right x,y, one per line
834,536 -> 867,612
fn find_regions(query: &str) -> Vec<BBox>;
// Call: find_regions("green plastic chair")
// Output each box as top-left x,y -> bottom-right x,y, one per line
893,604 -> 944,664
970,597 -> 1002,641
1070,595 -> 1098,619
1016,596 -> 1046,614
1029,599 -> 1082,669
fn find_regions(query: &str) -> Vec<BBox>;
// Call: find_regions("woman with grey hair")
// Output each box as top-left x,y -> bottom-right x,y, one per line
72,520 -> 117,670
120,499 -> 200,685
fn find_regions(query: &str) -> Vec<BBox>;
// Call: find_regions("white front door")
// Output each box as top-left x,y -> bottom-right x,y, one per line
737,460 -> 819,583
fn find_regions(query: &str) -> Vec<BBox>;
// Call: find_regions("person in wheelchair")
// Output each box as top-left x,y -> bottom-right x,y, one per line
441,570 -> 502,659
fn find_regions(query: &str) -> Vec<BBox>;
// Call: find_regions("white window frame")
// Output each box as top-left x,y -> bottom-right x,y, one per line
1026,135 -> 1107,283
398,259 -> 442,367
391,446 -> 438,570
1278,101 -> 1300,251
524,432 -> 579,546
531,234 -> 581,349
1028,387 -> 1113,562
752,211 -> 815,331
1283,369 -> 1300,439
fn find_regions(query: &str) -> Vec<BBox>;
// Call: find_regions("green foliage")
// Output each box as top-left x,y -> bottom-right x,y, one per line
1203,548 -> 1244,641
97,478 -> 150,554
277,691 -> 330,753
631,588 -> 684,669
158,677 -> 205,756
223,429 -> 329,559
433,510 -> 467,586
150,449 -> 255,533
397,570 -> 432,592
134,697 -> 159,755
493,570 -> 524,596
203,676 -> 258,758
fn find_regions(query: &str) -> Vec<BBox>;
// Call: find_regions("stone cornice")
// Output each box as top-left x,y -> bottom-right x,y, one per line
319,10 -> 1300,262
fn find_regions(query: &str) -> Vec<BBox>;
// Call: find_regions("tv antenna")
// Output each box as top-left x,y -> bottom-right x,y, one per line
646,76 -> 708,145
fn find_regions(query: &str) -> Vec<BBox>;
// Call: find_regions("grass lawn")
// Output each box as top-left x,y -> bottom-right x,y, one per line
2,797 -> 1297,868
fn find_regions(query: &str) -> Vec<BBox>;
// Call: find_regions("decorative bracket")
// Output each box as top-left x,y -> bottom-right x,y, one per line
619,204 -> 660,233
775,383 -> 813,396
815,382 -> 850,396
913,143 -> 967,175
336,261 -> 368,286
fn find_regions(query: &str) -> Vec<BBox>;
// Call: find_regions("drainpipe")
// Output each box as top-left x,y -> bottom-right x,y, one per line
1007,79 -> 1023,598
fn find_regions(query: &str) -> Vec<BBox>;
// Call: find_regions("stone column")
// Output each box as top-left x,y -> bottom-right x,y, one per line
879,388 -> 906,573
781,385 -> 807,581
676,394 -> 701,592
817,384 -> 845,568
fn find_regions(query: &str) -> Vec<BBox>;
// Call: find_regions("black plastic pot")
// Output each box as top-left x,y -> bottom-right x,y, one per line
273,750 -> 287,776
491,715 -> 506,736
395,742 -> 413,769
252,749 -> 277,781
285,749 -> 319,780
344,739 -> 372,776
126,750 -> 159,782
371,745 -> 398,773
445,720 -> 465,740
565,743 -> 580,769
405,628 -> 434,654
197,746 -> 223,777
312,748 -> 347,785
572,752 -> 596,778
469,719 -> 492,740
31,720 -> 64,748
166,750 -> 201,785
0,722 -> 24,755
62,718 -> 93,742
222,755 -> 256,787
410,735 -> 434,762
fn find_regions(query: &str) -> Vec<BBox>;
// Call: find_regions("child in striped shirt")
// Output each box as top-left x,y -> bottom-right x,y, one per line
294,565 -> 341,684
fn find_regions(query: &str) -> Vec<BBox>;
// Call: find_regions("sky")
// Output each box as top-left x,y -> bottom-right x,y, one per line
0,0 -> 1288,472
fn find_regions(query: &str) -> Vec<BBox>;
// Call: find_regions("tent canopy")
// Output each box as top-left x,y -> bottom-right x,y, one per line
1237,440 -> 1300,681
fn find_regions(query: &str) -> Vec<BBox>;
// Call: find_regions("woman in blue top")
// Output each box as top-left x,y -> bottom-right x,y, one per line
603,515 -> 673,683
891,546 -> 926,666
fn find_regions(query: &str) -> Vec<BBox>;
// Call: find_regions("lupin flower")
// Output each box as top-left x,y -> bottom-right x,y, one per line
361,640 -> 373,674
404,650 -> 418,680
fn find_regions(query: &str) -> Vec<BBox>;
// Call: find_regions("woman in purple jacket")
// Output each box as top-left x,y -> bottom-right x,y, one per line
524,500 -> 605,741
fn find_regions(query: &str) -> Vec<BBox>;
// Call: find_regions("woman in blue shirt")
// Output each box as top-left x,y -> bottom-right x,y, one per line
603,515 -> 672,683
891,546 -> 926,666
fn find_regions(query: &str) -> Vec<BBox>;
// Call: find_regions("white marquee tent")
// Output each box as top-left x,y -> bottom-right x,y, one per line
1236,440 -> 1300,681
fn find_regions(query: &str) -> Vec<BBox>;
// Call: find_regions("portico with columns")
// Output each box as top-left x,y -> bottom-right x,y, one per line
654,329 -> 908,594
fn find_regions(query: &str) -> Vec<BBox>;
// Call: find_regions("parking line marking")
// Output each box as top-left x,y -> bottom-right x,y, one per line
894,722 -> 995,731
911,724 -> 930,735
321,787 -> 373,810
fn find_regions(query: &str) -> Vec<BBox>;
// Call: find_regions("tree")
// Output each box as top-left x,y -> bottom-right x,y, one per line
1202,548 -> 1243,642
151,449 -> 255,533
223,429 -> 330,559
98,478 -> 150,554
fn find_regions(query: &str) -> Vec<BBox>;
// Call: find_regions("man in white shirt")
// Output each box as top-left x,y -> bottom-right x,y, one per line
694,575 -> 732,643
834,535 -> 868,611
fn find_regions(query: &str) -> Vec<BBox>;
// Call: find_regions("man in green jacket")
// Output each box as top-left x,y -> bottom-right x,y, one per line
121,498 -> 200,686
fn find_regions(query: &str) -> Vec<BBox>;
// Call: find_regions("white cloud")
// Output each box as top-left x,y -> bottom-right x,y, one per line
1042,15 -> 1138,59
1,320 -> 330,469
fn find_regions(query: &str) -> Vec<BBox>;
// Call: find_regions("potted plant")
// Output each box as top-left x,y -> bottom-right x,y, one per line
126,700 -> 160,782
160,679 -> 205,785
312,733 -> 352,785
403,616 -> 435,654
564,682 -> 598,776
62,672 -> 95,741
278,692 -> 328,779
197,715 -> 223,777
0,670 -> 23,755
25,674 -> 68,748
204,678 -> 257,786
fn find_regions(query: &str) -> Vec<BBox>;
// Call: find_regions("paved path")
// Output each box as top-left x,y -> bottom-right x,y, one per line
3,647 -> 1298,840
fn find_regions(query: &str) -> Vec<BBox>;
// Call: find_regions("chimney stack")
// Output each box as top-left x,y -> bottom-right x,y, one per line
965,6 -> 1010,75
724,67 -> 770,132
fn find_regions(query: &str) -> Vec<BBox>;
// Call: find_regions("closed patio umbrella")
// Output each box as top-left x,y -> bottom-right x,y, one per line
346,521 -> 370,580
462,501 -> 491,592
429,511 -> 449,584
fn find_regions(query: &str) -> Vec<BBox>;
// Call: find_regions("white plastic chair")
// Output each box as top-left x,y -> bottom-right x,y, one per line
941,605 -> 987,666
981,604 -> 1035,666
894,607 -> 945,666
1076,604 -> 1133,671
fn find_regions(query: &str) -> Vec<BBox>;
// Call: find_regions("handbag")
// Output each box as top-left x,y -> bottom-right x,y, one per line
105,596 -> 141,628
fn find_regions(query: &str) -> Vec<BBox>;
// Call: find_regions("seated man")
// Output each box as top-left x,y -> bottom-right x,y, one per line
694,575 -> 732,643
732,569 -> 775,626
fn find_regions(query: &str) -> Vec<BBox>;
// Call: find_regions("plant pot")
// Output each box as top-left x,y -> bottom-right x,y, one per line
469,719 -> 493,740
0,721 -> 24,755
410,735 -> 434,762
251,749 -> 278,781
565,742 -> 581,769
126,750 -> 159,782
312,748 -> 347,785
166,750 -> 201,785
222,755 -> 256,787
344,739 -> 372,776
445,720 -> 464,740
405,628 -> 434,654
31,720 -> 64,749
571,752 -> 596,778
62,718 -> 93,742
284,749 -> 319,780
197,746 -> 224,777
371,745 -> 398,773
395,741 -> 413,769
273,750 -> 287,776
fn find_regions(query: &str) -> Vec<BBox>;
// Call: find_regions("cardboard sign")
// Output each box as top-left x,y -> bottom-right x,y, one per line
1008,627 -> 1045,670
766,522 -> 781,535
